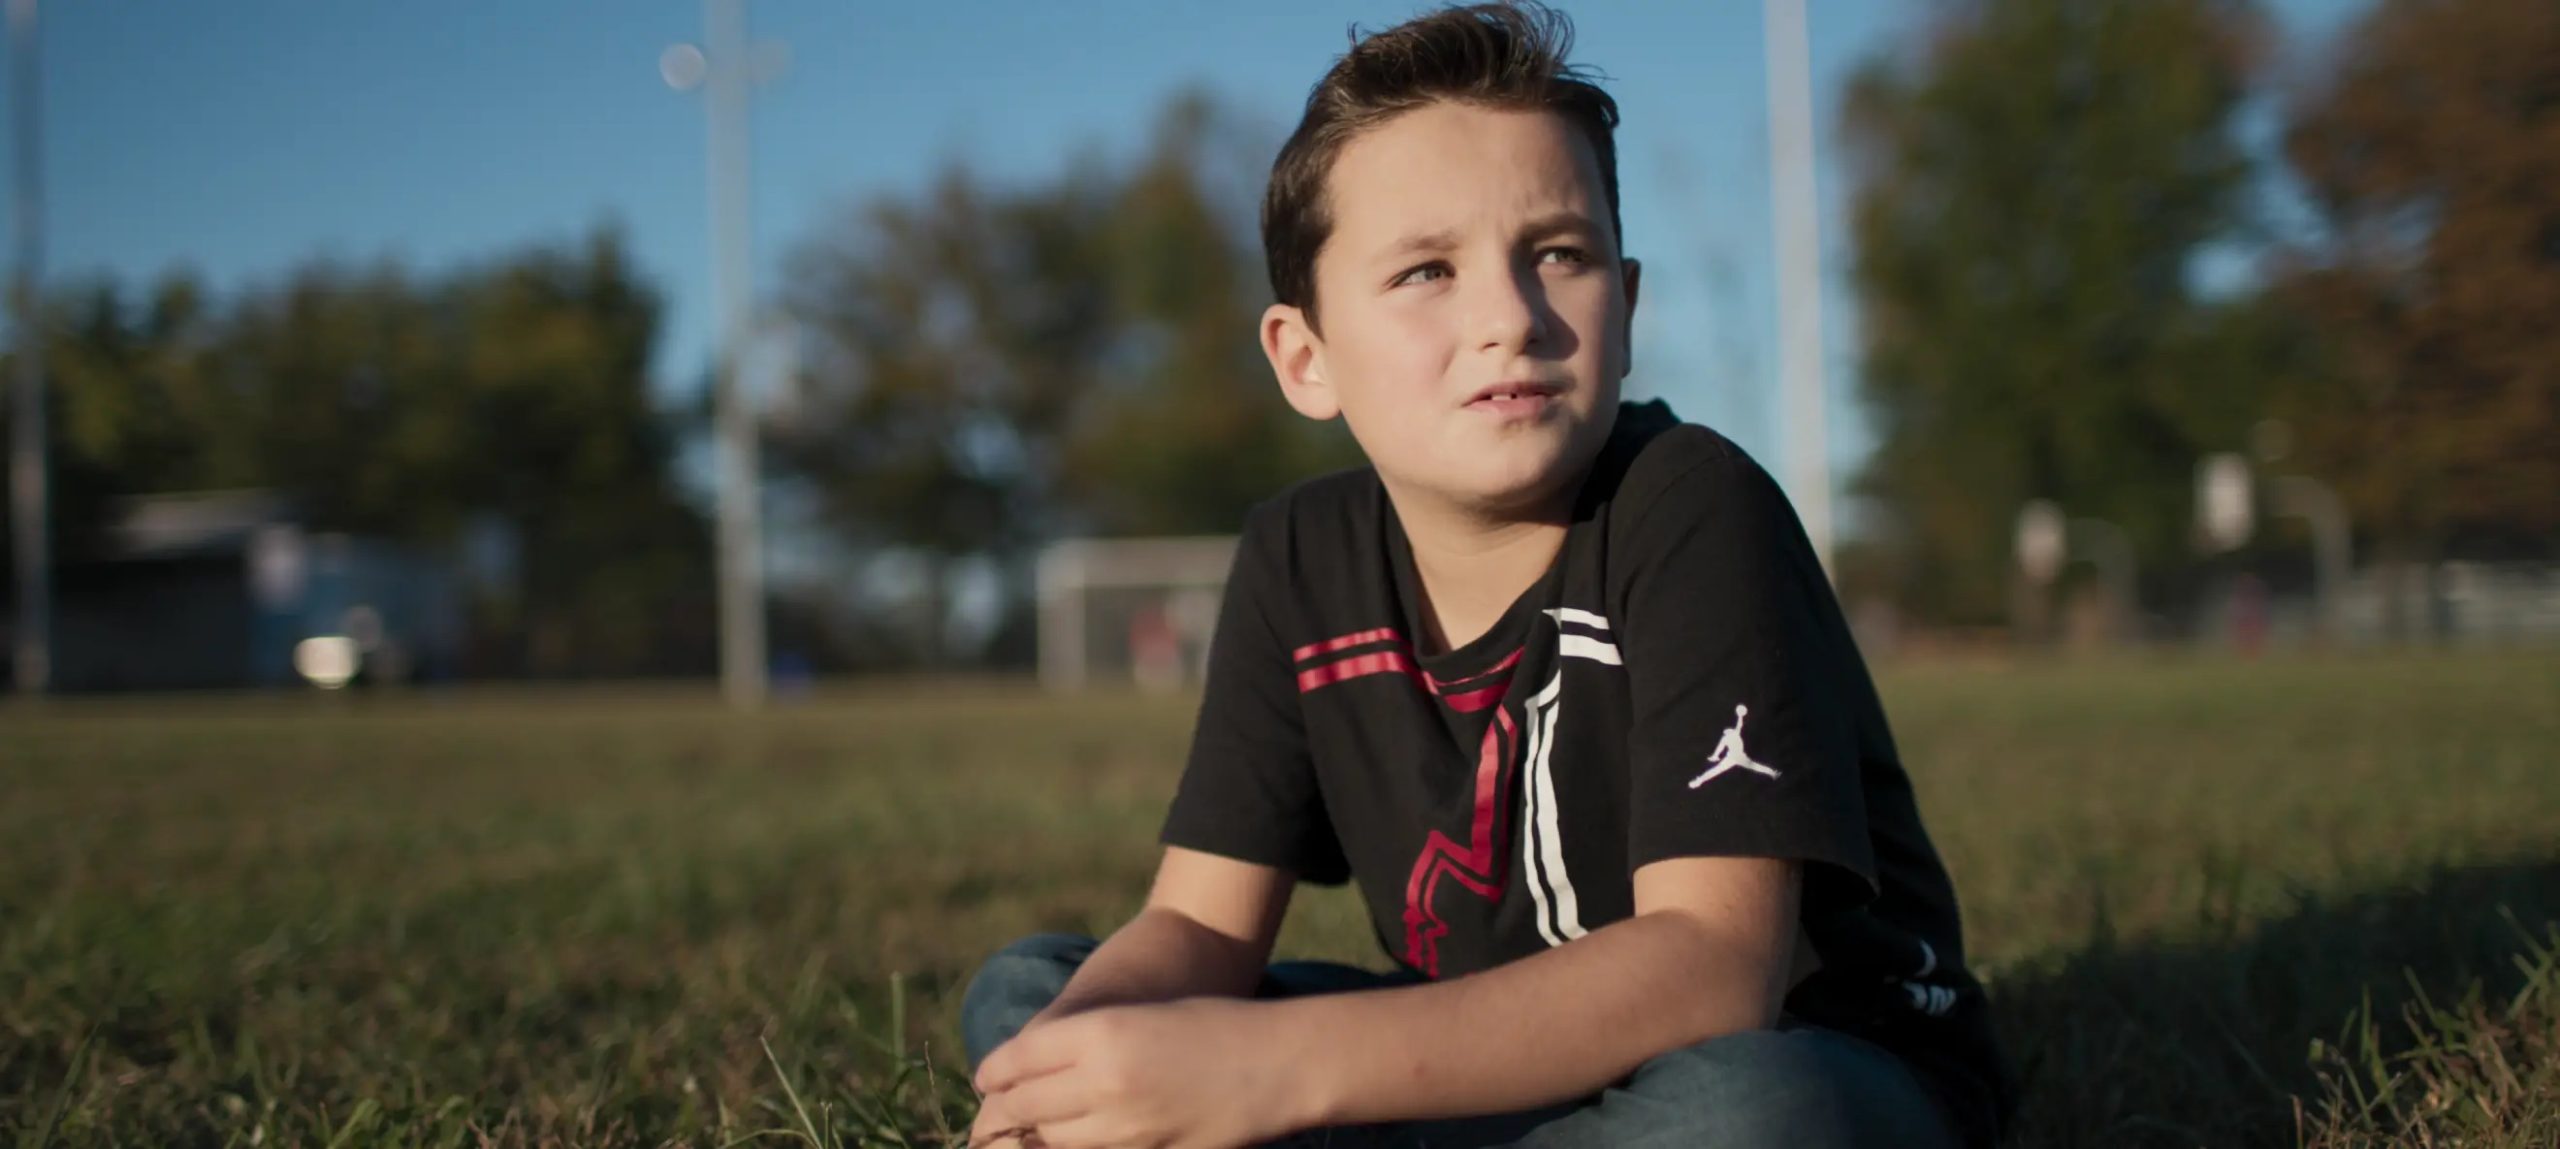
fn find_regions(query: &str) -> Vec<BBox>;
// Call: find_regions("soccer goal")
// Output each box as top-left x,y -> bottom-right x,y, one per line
1035,536 -> 1236,692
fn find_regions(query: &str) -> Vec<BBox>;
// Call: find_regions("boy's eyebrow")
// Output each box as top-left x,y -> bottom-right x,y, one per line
1382,228 -> 1462,261
1517,210 -> 1605,244
1374,213 -> 1607,262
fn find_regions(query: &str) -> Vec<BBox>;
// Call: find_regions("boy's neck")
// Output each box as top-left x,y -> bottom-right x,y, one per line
1389,481 -> 1574,657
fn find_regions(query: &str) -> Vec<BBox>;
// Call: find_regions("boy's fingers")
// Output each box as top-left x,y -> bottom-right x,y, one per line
968,1093 -> 1018,1135
974,1027 -> 1076,1095
965,1123 -> 1039,1149
1021,1113 -> 1110,1149
989,1069 -> 1089,1129
966,1090 -> 1049,1149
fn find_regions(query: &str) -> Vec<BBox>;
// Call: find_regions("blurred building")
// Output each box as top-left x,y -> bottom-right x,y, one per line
52,490 -> 462,692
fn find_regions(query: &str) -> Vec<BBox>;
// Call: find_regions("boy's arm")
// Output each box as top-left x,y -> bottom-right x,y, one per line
1019,846 -> 1294,1029
1268,854 -> 1801,1127
967,848 -> 1292,1147
976,855 -> 1799,1143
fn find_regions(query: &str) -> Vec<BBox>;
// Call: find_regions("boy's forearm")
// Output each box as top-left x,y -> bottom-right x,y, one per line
1035,906 -> 1268,1023
1264,910 -> 1782,1127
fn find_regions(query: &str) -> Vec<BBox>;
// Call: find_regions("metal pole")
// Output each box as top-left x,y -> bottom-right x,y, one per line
2273,475 -> 2351,640
1035,543 -> 1085,692
1764,0 -> 1833,578
704,0 -> 765,708
8,0 -> 46,695
2070,517 -> 2139,644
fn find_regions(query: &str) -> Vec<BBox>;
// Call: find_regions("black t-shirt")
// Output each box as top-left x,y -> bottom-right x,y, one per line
1160,400 -> 2013,1144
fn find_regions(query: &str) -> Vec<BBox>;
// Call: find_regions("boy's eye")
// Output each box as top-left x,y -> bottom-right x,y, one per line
1391,261 -> 1453,288
1539,246 -> 1592,268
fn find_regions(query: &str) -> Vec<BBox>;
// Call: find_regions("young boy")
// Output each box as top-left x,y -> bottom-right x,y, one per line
960,5 -> 2011,1146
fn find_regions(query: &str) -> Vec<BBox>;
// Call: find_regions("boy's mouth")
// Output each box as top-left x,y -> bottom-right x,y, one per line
1466,380 -> 1566,418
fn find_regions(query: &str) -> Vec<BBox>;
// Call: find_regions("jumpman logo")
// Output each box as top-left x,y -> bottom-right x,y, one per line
1688,704 -> 1779,788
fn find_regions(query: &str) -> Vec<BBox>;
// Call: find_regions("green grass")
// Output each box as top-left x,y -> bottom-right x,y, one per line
3,652 -> 2557,1147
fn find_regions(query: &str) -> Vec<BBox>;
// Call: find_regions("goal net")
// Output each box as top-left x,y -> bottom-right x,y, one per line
1036,536 -> 1236,692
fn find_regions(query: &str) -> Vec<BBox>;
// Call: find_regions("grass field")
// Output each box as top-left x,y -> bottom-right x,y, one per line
4,652 -> 2557,1148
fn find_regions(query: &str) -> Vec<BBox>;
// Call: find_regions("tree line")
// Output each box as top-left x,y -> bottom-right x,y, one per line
1842,0 -> 2556,626
5,0 -> 2550,674
0,93 -> 1354,676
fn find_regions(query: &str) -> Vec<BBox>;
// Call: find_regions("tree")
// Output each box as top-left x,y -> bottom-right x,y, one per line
27,276 -> 218,558
1056,94 -> 1361,537
1841,0 -> 2267,624
437,230 -> 713,675
2272,0 -> 2560,566
782,163 -> 1109,554
776,91 -> 1357,664
775,162 -> 1114,664
8,228 -> 714,677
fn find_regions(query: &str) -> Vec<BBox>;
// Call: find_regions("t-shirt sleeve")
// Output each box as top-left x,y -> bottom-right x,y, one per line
1615,453 -> 1877,903
1158,504 -> 1351,885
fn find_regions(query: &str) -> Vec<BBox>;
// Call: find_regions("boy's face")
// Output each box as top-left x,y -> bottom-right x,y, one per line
1261,102 -> 1640,517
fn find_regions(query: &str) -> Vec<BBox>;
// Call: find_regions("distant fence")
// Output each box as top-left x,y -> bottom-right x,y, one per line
1027,548 -> 2560,686
2205,560 -> 2560,651
2414,562 -> 2560,645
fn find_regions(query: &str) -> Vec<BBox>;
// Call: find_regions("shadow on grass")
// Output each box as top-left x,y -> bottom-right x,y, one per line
1993,855 -> 2560,1148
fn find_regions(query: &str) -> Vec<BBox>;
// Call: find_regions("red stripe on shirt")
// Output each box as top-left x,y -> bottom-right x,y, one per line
1291,627 -> 1403,664
1295,648 -> 1420,693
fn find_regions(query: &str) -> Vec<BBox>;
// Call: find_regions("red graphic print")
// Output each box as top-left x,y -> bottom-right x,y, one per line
1401,705 -> 1519,978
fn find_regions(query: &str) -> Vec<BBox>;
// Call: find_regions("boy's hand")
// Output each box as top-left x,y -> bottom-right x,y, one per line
965,1091 -> 1038,1149
972,997 -> 1308,1149
969,1010 -> 1065,1149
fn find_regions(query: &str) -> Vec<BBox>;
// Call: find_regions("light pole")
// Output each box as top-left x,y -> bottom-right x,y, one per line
2271,475 -> 2350,639
1764,0 -> 1833,578
8,0 -> 46,695
664,0 -> 784,709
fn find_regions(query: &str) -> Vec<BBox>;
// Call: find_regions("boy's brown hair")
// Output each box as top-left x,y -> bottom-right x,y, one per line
1261,1 -> 1624,328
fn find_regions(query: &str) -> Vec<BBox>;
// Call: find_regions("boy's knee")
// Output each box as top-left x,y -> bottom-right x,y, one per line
1643,1030 -> 1855,1146
958,933 -> 1096,1071
1582,1028 -> 1957,1149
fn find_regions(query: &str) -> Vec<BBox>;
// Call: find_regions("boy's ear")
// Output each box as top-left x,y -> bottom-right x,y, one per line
1619,257 -> 1643,372
1260,303 -> 1340,421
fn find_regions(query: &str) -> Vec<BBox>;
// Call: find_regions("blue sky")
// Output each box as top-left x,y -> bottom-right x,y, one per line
43,0 -> 2367,510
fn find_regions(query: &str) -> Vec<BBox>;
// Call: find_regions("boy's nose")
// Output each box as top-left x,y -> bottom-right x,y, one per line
1470,266 -> 1550,353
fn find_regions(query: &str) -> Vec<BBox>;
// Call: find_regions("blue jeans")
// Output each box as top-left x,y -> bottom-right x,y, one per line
960,933 -> 1968,1149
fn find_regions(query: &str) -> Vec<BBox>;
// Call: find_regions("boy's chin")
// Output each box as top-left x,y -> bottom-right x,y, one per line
1432,451 -> 1587,517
